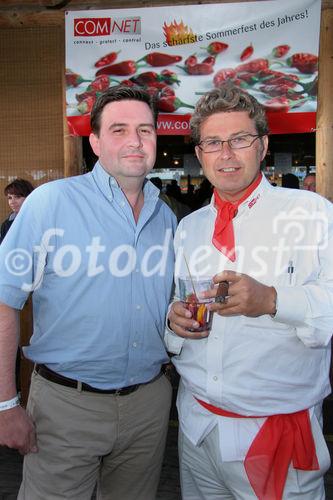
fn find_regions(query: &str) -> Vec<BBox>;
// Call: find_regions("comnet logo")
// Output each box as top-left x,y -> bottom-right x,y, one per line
74,17 -> 141,37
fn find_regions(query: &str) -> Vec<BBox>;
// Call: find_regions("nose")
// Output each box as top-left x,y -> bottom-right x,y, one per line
219,140 -> 233,159
128,129 -> 143,148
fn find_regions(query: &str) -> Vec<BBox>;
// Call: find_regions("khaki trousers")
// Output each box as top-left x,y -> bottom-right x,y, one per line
18,370 -> 172,500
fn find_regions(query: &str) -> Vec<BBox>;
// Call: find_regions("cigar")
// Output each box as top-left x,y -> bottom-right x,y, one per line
215,281 -> 229,303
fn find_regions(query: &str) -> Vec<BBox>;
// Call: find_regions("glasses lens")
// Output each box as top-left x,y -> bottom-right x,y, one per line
199,139 -> 222,153
229,135 -> 258,149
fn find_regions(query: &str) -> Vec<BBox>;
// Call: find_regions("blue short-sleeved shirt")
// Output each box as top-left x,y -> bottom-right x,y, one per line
0,162 -> 177,389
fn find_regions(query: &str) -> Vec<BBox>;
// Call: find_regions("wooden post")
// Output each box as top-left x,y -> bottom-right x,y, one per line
316,8 -> 333,201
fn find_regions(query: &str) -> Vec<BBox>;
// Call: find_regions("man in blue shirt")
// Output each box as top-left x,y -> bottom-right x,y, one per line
0,86 -> 176,500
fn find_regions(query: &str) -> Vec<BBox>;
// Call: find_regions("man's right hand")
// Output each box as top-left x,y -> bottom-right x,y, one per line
0,405 -> 37,455
168,301 -> 210,339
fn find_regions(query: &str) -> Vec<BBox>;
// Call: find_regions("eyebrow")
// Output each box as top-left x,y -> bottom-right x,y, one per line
201,130 -> 256,140
109,122 -> 155,130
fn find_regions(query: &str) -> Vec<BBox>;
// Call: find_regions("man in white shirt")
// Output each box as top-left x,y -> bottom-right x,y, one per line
166,82 -> 333,499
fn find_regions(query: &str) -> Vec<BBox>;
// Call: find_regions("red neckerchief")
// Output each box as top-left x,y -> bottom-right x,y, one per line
212,172 -> 262,261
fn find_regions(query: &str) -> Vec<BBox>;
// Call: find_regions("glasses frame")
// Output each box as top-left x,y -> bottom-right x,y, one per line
197,134 -> 263,154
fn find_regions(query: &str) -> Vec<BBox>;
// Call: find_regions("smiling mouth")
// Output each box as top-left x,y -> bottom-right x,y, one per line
218,167 -> 239,173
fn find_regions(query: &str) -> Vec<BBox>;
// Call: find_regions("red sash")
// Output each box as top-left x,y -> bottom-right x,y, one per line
196,398 -> 319,500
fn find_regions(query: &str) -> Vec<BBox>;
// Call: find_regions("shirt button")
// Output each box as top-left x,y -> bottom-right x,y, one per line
133,342 -> 137,347
214,336 -> 218,340
121,201 -> 126,207
213,376 -> 218,381
136,305 -> 141,310
135,268 -> 140,273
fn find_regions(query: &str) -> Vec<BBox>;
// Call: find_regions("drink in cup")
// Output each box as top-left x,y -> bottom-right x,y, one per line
178,277 -> 214,332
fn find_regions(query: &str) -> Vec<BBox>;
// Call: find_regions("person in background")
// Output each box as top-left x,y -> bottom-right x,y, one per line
0,86 -> 176,500
166,82 -> 333,500
150,176 -> 191,222
0,179 -> 34,244
281,172 -> 300,189
303,172 -> 316,192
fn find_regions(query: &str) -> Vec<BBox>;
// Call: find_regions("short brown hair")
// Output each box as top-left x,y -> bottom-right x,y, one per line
4,178 -> 34,197
190,82 -> 269,144
90,85 -> 158,136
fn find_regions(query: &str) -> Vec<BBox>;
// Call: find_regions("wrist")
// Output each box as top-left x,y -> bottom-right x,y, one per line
0,395 -> 20,412
269,287 -> 278,317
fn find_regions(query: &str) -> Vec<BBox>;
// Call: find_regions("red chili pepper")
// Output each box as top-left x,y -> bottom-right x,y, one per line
179,62 -> 214,75
202,56 -> 216,65
236,58 -> 269,73
95,60 -> 143,77
145,87 -> 160,98
77,95 -> 96,114
257,69 -> 299,84
203,42 -> 229,55
160,86 -> 176,98
287,53 -> 318,74
157,96 -> 195,112
260,84 -> 297,97
94,51 -> 120,68
89,75 -> 112,92
272,45 -> 290,58
66,69 -> 89,88
240,44 -> 254,61
160,69 -> 180,85
185,54 -> 198,67
264,96 -> 310,112
236,72 -> 258,85
213,68 -> 237,87
75,90 -> 99,103
137,52 -> 182,66
263,96 -> 290,112
119,79 -> 136,87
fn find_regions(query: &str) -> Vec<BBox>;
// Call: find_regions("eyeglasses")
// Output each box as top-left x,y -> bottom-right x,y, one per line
197,134 -> 263,153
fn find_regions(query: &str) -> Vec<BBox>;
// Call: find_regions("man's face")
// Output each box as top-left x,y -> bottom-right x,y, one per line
195,111 -> 268,202
303,174 -> 316,192
89,100 -> 157,186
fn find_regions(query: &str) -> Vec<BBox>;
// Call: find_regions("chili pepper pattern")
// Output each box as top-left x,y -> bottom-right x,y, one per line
67,41 -> 318,118
137,52 -> 182,66
240,44 -> 254,61
94,51 -> 120,68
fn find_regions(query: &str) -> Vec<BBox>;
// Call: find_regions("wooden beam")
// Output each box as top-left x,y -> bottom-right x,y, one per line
316,8 -> 333,201
1,0 -> 332,28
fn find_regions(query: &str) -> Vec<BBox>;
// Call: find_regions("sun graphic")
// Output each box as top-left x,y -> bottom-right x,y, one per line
163,20 -> 196,46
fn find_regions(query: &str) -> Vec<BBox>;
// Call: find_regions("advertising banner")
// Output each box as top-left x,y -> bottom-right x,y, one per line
65,0 -> 321,136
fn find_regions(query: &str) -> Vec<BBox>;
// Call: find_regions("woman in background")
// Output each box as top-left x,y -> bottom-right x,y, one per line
0,178 -> 34,244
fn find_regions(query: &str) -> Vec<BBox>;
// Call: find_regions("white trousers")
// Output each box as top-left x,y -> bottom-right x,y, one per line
179,417 -> 330,500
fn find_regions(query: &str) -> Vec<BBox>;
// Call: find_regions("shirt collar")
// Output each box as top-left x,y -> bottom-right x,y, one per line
91,160 -> 159,203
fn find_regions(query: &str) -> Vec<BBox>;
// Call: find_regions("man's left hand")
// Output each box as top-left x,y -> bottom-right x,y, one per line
206,270 -> 277,318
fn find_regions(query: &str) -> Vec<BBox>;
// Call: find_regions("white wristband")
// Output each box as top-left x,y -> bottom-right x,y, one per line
0,395 -> 20,412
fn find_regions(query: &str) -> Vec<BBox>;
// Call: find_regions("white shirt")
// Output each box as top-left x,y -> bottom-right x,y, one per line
165,176 -> 333,461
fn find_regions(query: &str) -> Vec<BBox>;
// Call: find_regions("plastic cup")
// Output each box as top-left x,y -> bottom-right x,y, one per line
178,277 -> 214,332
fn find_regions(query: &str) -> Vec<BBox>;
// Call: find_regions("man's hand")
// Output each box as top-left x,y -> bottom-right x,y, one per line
206,270 -> 277,317
0,405 -> 37,455
168,301 -> 210,339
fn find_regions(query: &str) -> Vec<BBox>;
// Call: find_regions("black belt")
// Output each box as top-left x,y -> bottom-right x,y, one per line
35,364 -> 162,396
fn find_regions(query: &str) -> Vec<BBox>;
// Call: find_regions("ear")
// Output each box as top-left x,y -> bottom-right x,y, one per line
195,145 -> 203,165
260,135 -> 269,162
89,133 -> 100,157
